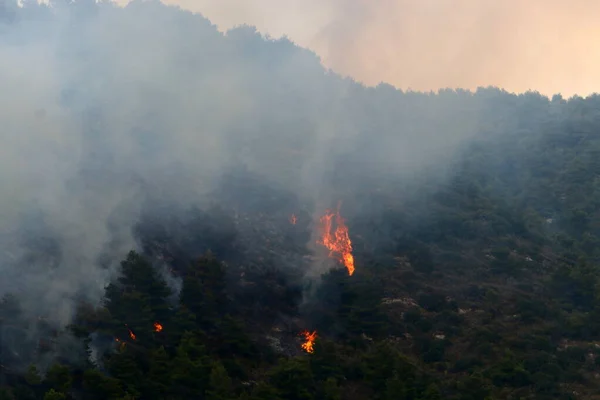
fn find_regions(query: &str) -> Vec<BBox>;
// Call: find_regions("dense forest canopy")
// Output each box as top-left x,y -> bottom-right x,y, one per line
1,1 -> 600,399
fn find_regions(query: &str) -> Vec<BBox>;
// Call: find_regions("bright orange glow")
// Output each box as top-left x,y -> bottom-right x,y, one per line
126,325 -> 136,340
290,214 -> 297,225
154,322 -> 163,332
300,330 -> 317,353
317,203 -> 355,276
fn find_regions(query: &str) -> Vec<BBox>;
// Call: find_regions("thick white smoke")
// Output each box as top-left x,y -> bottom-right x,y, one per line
0,0 -> 492,340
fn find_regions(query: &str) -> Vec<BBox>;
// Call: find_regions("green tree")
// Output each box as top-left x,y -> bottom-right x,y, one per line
249,383 -> 281,400
215,315 -> 257,362
309,338 -> 343,382
170,331 -> 213,398
456,372 -> 491,400
336,278 -> 388,338
104,251 -> 172,336
269,357 -> 315,400
319,377 -> 342,400
144,346 -> 172,399
44,364 -> 72,393
180,253 -> 228,330
24,364 -> 41,386
363,343 -> 417,391
82,369 -> 125,399
206,361 -> 235,400
43,389 -> 66,400
107,351 -> 143,398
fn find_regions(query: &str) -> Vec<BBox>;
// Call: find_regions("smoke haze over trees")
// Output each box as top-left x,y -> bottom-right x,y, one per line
147,0 -> 600,97
1,1 -> 600,399
0,0 -> 484,328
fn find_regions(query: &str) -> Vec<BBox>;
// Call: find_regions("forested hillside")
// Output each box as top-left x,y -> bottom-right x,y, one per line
1,1 -> 600,399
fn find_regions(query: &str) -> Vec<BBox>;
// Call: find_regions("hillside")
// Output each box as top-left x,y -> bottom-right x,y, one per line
1,1 -> 600,399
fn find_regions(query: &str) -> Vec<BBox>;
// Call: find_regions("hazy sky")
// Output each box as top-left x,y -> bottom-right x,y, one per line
116,0 -> 600,97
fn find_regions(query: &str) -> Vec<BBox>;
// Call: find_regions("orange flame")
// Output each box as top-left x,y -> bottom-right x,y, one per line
317,203 -> 355,276
154,322 -> 163,332
300,330 -> 317,353
126,325 -> 136,340
290,214 -> 297,225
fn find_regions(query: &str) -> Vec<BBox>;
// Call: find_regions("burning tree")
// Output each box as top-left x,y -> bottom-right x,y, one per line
300,330 -> 317,354
317,203 -> 355,276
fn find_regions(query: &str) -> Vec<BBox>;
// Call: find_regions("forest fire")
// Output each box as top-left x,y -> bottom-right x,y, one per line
317,204 -> 355,276
289,214 -> 297,225
300,330 -> 317,354
154,322 -> 163,332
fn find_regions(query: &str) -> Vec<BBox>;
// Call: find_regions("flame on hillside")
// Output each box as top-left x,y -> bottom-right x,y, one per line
126,325 -> 136,340
300,330 -> 317,353
317,203 -> 355,276
290,214 -> 297,225
154,322 -> 163,332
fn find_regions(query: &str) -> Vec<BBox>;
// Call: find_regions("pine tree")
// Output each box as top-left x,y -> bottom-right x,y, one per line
206,361 -> 235,400
104,251 -> 172,342
216,315 -> 257,361
180,254 -> 228,331
144,346 -> 171,399
308,338 -> 343,382
269,358 -> 315,400
44,364 -> 72,394
170,332 -> 213,398
82,369 -> 125,400
105,251 -> 171,318
107,352 -> 143,398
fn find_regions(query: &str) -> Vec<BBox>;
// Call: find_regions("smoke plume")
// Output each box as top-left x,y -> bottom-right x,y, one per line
152,0 -> 600,97
0,0 -> 556,367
